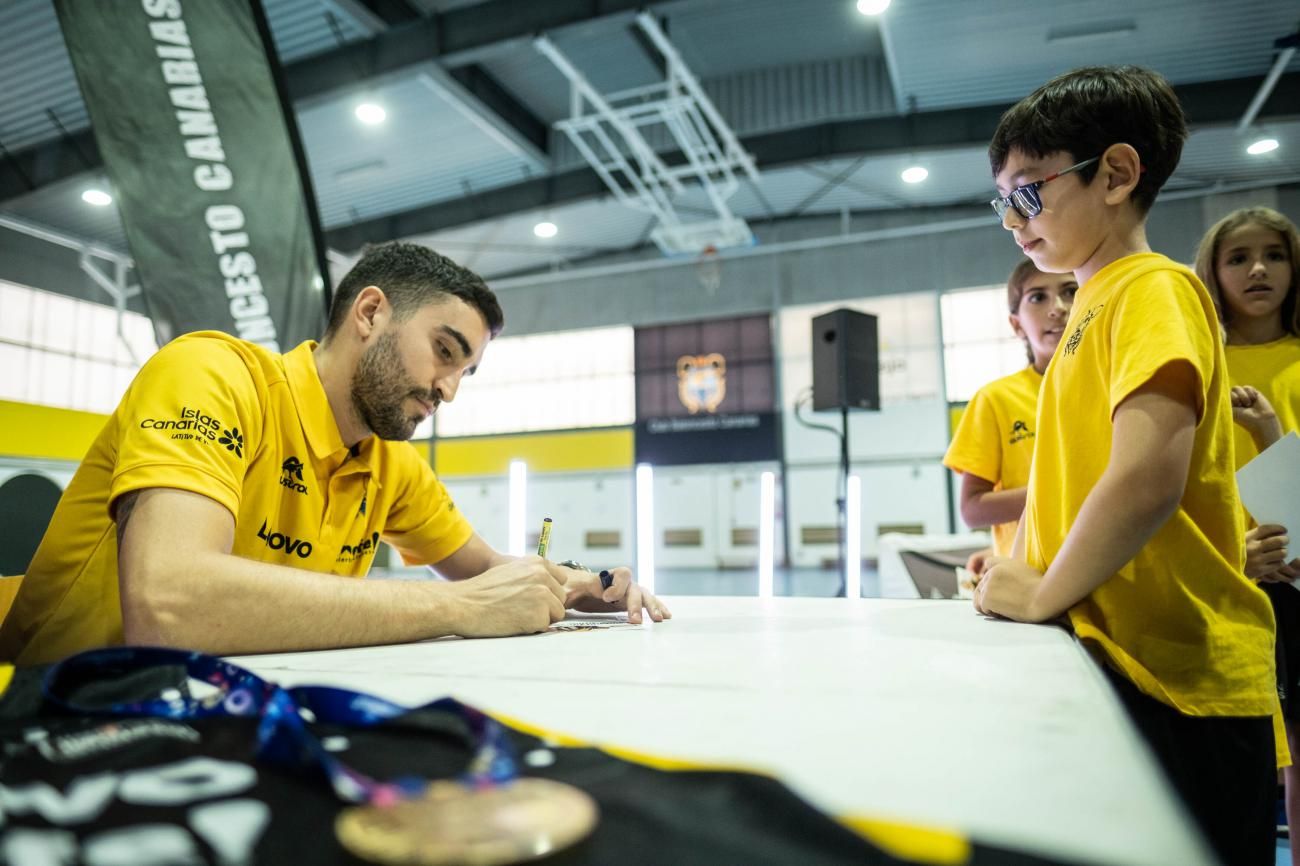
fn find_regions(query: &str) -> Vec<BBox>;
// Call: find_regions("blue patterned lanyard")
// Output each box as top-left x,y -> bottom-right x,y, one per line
42,646 -> 519,805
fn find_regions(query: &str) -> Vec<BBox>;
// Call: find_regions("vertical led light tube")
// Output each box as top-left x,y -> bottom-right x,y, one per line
845,475 -> 862,599
758,471 -> 775,598
635,463 -> 656,593
508,460 -> 527,556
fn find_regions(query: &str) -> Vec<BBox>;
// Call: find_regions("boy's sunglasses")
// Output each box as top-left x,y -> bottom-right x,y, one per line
990,156 -> 1101,221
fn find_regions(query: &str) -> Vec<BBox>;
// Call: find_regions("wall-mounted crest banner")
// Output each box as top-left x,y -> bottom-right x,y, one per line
54,0 -> 329,351
634,315 -> 780,465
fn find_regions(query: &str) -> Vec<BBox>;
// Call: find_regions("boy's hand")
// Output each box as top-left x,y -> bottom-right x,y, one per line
1231,386 -> 1284,451
974,556 -> 1047,622
1260,562 -> 1300,585
966,547 -> 994,575
1245,524 -> 1290,580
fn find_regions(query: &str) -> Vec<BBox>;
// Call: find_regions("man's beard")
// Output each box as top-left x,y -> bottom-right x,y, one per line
350,332 -> 435,441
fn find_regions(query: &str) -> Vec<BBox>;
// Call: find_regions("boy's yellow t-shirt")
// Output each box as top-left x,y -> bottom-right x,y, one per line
1025,253 -> 1277,717
1226,336 -> 1300,468
0,332 -> 474,666
943,366 -> 1042,556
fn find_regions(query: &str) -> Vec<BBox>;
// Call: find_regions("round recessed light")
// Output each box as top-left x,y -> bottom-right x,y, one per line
900,166 -> 929,184
533,221 -> 558,239
1246,137 -> 1279,156
856,0 -> 891,15
81,189 -> 112,206
355,103 -> 386,125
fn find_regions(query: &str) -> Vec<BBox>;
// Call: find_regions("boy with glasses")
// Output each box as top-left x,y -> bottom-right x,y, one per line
973,65 -> 1281,866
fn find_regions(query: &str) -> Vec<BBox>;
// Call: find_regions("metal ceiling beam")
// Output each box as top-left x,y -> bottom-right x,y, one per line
4,71 -> 1297,239
0,129 -> 100,198
322,71 -> 1300,251
447,64 -> 549,155
327,0 -> 423,30
283,0 -> 647,103
1,0 -> 638,202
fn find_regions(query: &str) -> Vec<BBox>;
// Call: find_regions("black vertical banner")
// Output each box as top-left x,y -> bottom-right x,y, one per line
54,0 -> 329,352
634,314 -> 781,465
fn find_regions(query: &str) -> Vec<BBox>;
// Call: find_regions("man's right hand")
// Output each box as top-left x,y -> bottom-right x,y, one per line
966,547 -> 994,576
443,556 -> 567,637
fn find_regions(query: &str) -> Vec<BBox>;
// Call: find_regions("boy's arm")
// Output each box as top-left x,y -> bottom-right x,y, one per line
959,473 -> 1027,528
979,362 -> 1198,622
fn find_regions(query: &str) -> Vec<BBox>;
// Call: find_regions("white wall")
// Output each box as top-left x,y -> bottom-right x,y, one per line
442,470 -> 635,570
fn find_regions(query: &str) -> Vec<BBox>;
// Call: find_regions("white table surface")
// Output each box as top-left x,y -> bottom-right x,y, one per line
231,597 -> 1213,866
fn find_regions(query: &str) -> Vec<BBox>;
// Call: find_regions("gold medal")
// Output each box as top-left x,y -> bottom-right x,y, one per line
335,778 -> 599,866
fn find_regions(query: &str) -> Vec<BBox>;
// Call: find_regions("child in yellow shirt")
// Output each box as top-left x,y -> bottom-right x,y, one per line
975,66 -> 1279,866
944,261 -> 1076,568
1196,205 -> 1300,859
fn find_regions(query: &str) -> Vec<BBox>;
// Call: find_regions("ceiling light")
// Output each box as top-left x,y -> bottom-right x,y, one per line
355,103 -> 386,125
533,221 -> 558,239
81,189 -> 112,206
1247,137 -> 1280,156
900,166 -> 928,184
856,0 -> 890,14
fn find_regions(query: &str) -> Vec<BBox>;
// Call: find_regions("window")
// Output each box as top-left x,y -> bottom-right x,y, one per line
434,326 -> 635,437
940,286 -> 1029,403
0,280 -> 158,413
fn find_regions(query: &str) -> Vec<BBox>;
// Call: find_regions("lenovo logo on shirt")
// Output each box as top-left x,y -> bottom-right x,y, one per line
257,520 -> 312,558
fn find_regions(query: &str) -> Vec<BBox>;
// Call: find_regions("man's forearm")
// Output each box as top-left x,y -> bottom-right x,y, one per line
123,552 -> 462,655
1028,468 -> 1181,621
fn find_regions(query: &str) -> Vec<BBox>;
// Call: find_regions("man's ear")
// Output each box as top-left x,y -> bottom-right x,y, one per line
1100,143 -> 1142,206
352,286 -> 388,339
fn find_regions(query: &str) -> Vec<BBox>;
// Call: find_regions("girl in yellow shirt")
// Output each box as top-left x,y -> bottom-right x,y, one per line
1196,205 -> 1300,857
944,260 -> 1076,571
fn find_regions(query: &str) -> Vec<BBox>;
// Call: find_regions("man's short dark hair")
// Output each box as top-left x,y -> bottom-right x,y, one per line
989,66 -> 1188,215
325,242 -> 504,338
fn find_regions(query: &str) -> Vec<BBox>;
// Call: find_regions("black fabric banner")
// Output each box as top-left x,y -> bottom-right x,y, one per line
634,315 -> 781,465
54,0 -> 329,352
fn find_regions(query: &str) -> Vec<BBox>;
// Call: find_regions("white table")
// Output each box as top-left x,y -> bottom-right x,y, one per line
232,597 -> 1213,866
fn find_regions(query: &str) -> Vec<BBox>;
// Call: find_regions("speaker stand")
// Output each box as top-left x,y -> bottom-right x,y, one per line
835,405 -> 850,598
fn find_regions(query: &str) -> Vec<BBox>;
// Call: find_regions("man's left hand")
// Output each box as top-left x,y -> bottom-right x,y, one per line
559,565 -> 671,625
974,556 -> 1047,622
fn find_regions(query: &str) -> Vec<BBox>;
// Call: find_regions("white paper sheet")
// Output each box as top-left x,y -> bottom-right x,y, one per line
1236,431 -> 1300,589
547,612 -> 634,632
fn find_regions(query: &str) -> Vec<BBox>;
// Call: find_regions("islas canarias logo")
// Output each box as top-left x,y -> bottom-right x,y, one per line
677,353 -> 726,414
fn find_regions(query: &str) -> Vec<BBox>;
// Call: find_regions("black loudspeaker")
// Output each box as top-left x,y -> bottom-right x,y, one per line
811,308 -> 880,411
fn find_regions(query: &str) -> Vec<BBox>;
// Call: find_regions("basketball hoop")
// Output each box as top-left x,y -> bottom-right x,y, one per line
695,244 -> 722,295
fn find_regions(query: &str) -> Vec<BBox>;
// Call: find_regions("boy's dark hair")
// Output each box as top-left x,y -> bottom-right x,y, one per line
324,242 -> 504,339
989,66 -> 1188,216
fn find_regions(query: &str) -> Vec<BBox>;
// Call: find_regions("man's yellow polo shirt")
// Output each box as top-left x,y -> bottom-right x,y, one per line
943,366 -> 1042,556
0,332 -> 473,665
1024,253 -> 1277,718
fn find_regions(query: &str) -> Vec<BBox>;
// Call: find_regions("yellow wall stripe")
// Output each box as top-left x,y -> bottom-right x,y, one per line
435,428 -> 633,476
0,400 -> 107,461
